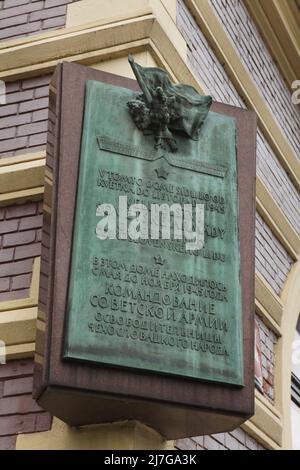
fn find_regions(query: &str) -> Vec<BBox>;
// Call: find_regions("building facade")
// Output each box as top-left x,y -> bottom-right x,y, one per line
0,0 -> 300,450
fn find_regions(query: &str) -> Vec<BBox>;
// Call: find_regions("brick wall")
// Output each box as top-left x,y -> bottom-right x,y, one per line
0,0 -> 80,42
185,17 -> 246,108
177,0 -> 300,238
255,314 -> 276,402
0,359 -> 51,450
257,128 -> 300,235
0,201 -> 42,301
0,75 -> 51,157
255,212 -> 293,295
177,0 -> 295,289
177,0 -> 300,239
176,427 -> 265,450
209,0 -> 300,160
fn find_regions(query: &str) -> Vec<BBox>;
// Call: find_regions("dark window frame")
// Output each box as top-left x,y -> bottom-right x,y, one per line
292,373 -> 300,407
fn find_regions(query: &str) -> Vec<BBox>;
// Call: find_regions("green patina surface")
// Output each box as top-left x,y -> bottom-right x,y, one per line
63,80 -> 244,386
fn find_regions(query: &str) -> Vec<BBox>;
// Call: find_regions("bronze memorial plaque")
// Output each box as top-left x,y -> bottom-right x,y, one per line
63,58 -> 244,386
34,61 -> 256,436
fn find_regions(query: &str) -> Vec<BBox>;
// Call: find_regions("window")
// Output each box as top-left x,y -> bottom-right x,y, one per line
291,317 -> 300,450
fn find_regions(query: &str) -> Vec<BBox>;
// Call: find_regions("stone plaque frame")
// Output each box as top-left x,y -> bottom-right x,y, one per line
34,62 -> 256,439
